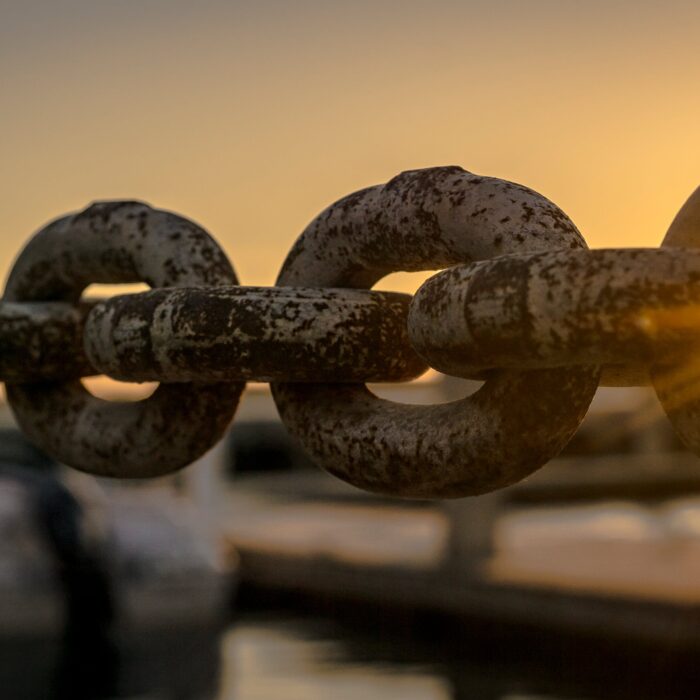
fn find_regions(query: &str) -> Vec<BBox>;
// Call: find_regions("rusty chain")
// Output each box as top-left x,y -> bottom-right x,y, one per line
1,167 -> 699,496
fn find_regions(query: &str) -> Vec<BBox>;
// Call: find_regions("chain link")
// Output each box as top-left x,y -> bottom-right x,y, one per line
1,169 -> 699,495
84,286 -> 425,384
408,248 -> 700,383
271,167 -> 599,497
3,201 -> 243,478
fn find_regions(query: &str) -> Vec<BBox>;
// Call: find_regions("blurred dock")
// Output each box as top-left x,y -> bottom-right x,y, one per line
221,473 -> 700,650
214,378 -> 700,653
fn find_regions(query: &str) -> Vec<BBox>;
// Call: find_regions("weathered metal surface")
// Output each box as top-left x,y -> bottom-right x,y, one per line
3,174 -> 699,492
653,188 -> 700,458
409,248 -> 700,384
4,201 -> 243,478
85,286 -> 427,383
272,166 -> 601,498
0,300 -> 97,382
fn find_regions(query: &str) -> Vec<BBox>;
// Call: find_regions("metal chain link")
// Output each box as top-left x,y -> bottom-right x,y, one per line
3,201 -> 243,478
1,168 -> 699,496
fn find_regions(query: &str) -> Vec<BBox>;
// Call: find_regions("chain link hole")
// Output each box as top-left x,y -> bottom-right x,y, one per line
82,282 -> 150,299
81,377 -> 158,402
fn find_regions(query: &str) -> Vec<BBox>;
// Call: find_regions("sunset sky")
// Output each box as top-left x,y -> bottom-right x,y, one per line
2,0 -> 699,294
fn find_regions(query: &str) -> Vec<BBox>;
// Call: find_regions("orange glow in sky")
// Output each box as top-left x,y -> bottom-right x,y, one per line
2,1 -> 700,295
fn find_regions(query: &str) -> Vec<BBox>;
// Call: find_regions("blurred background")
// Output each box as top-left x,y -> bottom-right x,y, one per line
2,1 -> 700,699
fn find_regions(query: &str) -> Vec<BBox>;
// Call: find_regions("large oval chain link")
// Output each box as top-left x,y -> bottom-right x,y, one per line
271,167 -> 600,498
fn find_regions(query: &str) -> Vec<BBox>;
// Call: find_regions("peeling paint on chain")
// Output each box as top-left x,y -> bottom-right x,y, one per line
4,201 -> 243,478
85,286 -> 427,383
272,166 -> 601,498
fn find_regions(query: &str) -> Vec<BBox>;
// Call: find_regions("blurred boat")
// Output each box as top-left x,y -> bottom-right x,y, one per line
0,428 -> 237,700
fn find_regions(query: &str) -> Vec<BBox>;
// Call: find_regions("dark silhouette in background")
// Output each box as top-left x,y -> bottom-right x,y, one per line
0,430 -> 118,699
